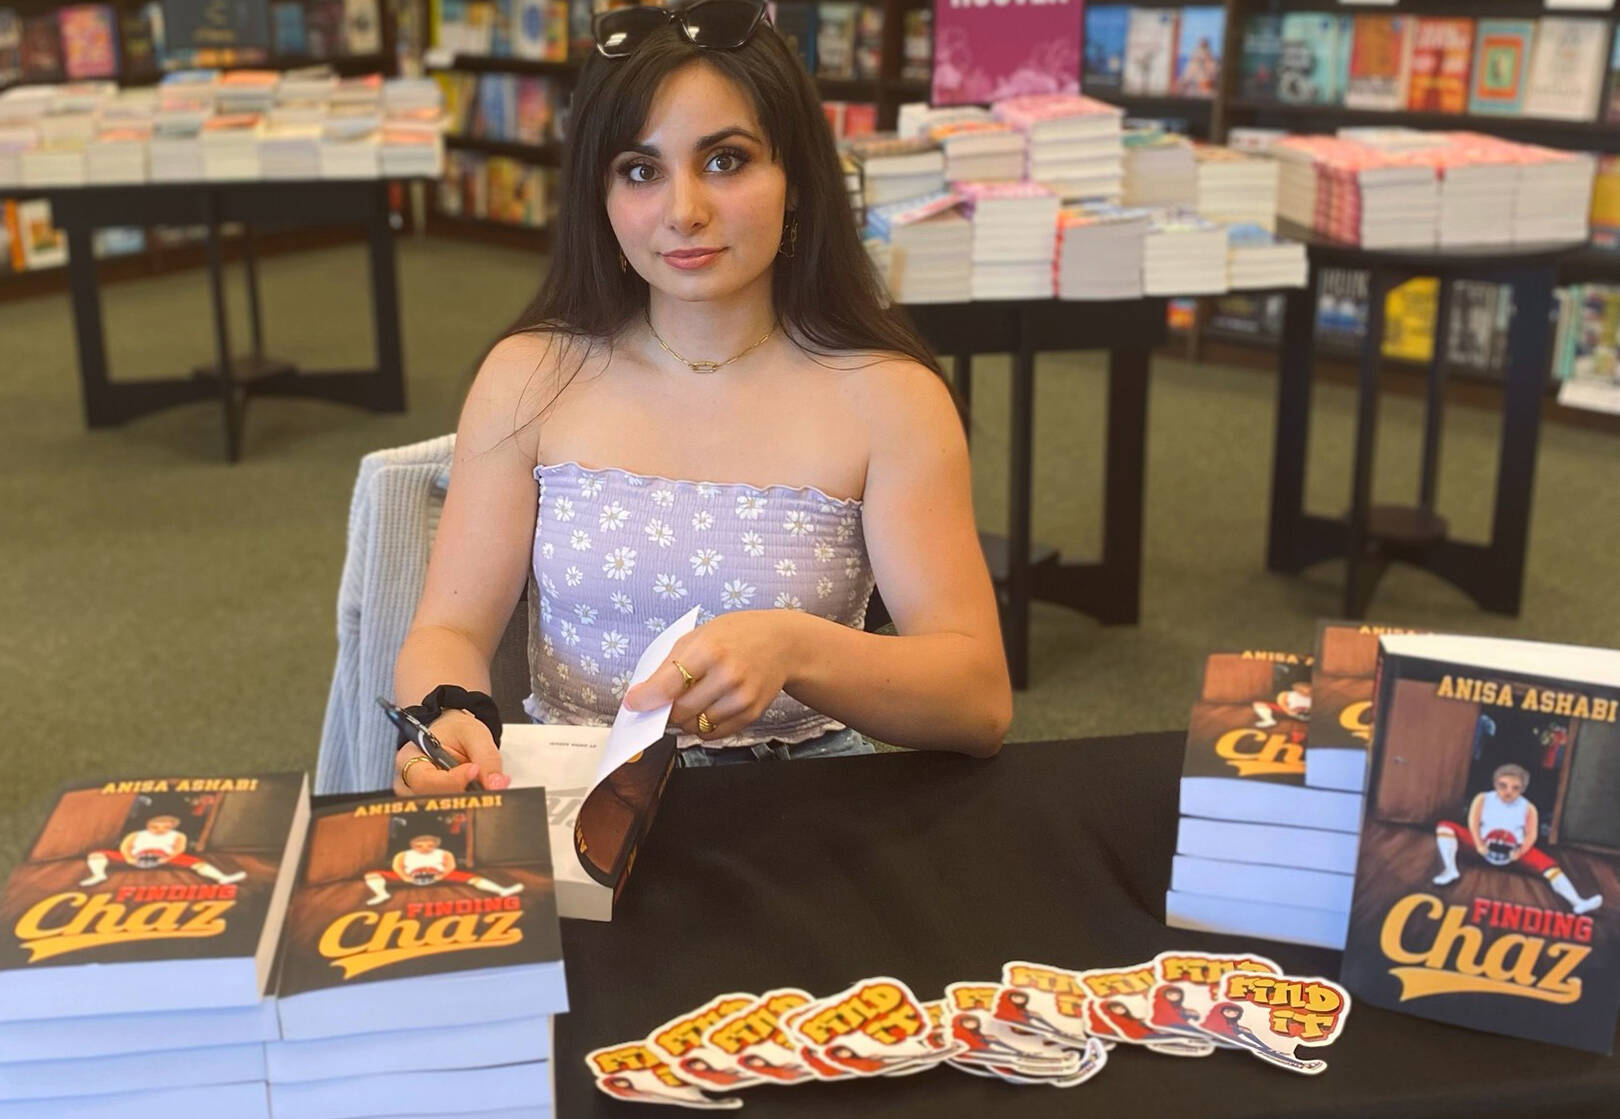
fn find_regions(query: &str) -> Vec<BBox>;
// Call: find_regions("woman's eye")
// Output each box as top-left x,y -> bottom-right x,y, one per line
706,150 -> 747,173
620,161 -> 657,184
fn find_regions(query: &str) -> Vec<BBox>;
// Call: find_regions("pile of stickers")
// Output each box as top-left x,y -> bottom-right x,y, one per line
585,951 -> 1353,1108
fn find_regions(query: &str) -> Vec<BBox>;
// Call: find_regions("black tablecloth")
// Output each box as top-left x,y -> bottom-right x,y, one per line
556,733 -> 1619,1117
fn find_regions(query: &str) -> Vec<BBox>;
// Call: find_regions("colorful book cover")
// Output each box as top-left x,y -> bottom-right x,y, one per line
1239,13 -> 1281,100
0,8 -> 22,85
161,0 -> 271,67
1124,7 -> 1177,96
814,0 -> 857,80
513,76 -> 551,144
1345,14 -> 1412,112
1083,5 -> 1129,95
270,0 -> 304,54
1341,634 -> 1620,1054
854,3 -> 882,80
931,0 -> 1079,105
1305,621 -> 1428,793
343,0 -> 381,53
1467,19 -> 1533,117
56,4 -> 118,79
1407,17 -> 1474,114
0,773 -> 308,1017
1173,7 -> 1224,99
20,12 -> 65,80
1278,12 -> 1343,105
1608,31 -> 1620,124
773,2 -> 817,74
1523,17 -> 1608,122
1593,157 -> 1620,248
900,6 -> 929,82
1382,277 -> 1437,364
304,0 -> 345,58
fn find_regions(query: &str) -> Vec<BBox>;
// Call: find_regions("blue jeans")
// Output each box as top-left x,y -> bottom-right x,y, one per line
676,726 -> 876,768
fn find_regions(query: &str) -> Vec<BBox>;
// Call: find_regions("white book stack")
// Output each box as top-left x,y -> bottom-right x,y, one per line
383,77 -> 443,115
1122,129 -> 1196,209
279,69 -> 338,106
200,114 -> 265,180
1271,137 -> 1327,230
149,118 -> 207,182
994,92 -> 1125,202
895,102 -> 992,139
865,190 -> 971,304
847,133 -> 946,208
86,126 -> 152,184
0,126 -> 37,187
1512,146 -> 1596,245
1142,209 -> 1228,295
929,119 -> 1026,184
0,85 -> 57,126
319,122 -> 381,179
1431,150 -> 1520,249
269,102 -> 329,129
37,109 -> 97,147
1282,134 -> 1437,248
957,180 -> 1059,299
329,75 -> 385,113
218,74 -> 280,116
259,124 -> 325,180
48,81 -> 117,114
1348,157 -> 1440,250
1193,144 -> 1278,231
379,125 -> 444,179
1225,223 -> 1306,290
1226,126 -> 1288,154
99,88 -> 158,127
19,143 -> 87,187
1055,203 -> 1150,300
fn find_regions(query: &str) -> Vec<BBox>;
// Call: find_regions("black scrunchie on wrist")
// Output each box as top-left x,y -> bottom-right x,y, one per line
399,685 -> 504,749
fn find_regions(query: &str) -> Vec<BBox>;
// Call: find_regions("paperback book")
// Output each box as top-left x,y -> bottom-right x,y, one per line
1304,620 -> 1427,793
1467,19 -> 1532,117
1082,4 -> 1128,96
1239,13 -> 1281,101
1522,16 -> 1608,122
1345,15 -> 1412,112
1407,17 -> 1473,115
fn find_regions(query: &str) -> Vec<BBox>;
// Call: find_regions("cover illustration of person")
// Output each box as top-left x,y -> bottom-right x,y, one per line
79,814 -> 245,886
1432,763 -> 1602,915
1252,679 -> 1311,730
362,833 -> 525,906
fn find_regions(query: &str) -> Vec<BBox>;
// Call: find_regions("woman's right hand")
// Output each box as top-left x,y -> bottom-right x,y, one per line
391,709 -> 510,795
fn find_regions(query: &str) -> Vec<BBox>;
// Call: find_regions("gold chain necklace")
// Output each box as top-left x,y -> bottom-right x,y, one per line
646,312 -> 776,374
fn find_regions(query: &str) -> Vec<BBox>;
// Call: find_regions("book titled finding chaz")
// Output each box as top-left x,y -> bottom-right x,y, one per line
1341,634 -> 1620,1054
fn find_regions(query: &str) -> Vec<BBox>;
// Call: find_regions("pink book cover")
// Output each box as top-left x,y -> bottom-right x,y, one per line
993,92 -> 1122,128
932,0 -> 1082,106
56,4 -> 117,80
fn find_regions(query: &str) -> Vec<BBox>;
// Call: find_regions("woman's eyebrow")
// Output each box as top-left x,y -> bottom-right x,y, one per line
622,127 -> 762,159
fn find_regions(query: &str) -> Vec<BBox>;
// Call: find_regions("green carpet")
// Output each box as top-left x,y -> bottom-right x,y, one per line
2,233 -> 1617,876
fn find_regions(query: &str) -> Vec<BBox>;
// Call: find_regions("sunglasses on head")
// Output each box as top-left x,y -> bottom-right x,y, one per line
594,0 -> 770,59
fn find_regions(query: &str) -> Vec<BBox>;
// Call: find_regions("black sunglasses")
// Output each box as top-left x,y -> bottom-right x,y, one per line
594,0 -> 770,59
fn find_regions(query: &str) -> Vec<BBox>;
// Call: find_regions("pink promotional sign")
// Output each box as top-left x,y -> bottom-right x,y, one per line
930,0 -> 1084,106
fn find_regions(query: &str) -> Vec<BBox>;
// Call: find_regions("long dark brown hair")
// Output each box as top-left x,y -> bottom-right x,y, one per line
493,13 -> 942,402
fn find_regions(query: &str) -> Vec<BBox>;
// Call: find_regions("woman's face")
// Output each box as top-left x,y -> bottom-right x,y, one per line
606,62 -> 788,305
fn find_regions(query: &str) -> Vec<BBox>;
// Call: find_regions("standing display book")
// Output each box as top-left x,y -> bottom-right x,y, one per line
1304,621 -> 1426,794
1341,635 -> 1620,1054
0,772 -> 309,1021
273,786 -> 567,1040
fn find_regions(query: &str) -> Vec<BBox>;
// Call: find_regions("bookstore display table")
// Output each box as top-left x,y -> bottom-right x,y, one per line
1266,223 -> 1585,619
555,734 -> 1620,1116
901,298 -> 1166,689
28,179 -> 408,463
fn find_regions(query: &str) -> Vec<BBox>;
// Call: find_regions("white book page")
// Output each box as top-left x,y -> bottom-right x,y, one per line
1381,634 -> 1620,689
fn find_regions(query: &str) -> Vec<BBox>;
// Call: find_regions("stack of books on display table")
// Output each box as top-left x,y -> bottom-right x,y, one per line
0,774 -> 566,1119
927,117 -> 1026,184
1168,651 -> 1363,950
1121,129 -> 1197,209
1143,209 -> 1229,295
957,180 -> 1061,300
992,92 -> 1126,203
846,133 -> 946,208
1226,224 -> 1308,290
0,70 -> 445,190
863,188 -> 972,304
1055,203 -> 1151,299
1193,144 -> 1279,232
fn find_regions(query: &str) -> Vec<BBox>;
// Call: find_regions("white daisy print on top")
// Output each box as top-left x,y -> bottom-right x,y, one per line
645,617 -> 666,633
610,591 -> 634,615
580,655 -> 601,675
697,608 -> 716,625
813,541 -> 834,562
542,633 -> 554,658
624,474 -> 647,487
559,620 -> 580,646
569,529 -> 592,551
578,476 -> 604,499
540,541 -> 555,560
644,519 -> 675,548
603,547 -> 636,580
775,559 -> 798,577
836,514 -> 857,542
539,596 -> 552,623
653,573 -> 688,601
691,510 -> 715,531
817,576 -> 834,598
651,488 -> 676,509
565,565 -> 584,587
540,573 -> 558,598
696,482 -> 719,499
599,502 -> 629,532
552,496 -> 575,523
601,630 -> 629,659
775,593 -> 804,611
721,579 -> 755,609
690,548 -> 723,576
845,556 -> 862,580
740,531 -> 765,557
580,687 -> 598,708
783,510 -> 815,537
735,494 -> 767,520
555,662 -> 570,679
610,670 -> 633,697
573,603 -> 598,626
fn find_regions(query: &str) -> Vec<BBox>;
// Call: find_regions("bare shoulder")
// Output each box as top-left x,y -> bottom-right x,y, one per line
837,353 -> 962,456
464,330 -> 605,458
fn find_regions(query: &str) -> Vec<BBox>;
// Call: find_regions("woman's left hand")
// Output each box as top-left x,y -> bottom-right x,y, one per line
622,611 -> 801,739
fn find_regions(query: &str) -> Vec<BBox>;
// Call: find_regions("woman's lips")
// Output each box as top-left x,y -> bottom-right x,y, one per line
661,248 -> 725,270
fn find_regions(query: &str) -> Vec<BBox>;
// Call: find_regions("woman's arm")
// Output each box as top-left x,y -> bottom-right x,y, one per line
390,333 -> 554,791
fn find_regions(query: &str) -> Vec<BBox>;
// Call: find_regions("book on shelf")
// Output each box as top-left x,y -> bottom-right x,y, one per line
853,3 -> 882,80
305,0 -> 347,59
1523,16 -> 1609,123
1345,14 -> 1412,112
1593,156 -> 1620,248
271,0 -> 307,55
21,12 -> 66,81
773,1 -> 817,74
0,772 -> 310,1021
900,6 -> 930,83
1446,281 -> 1512,377
344,0 -> 382,54
1382,277 -> 1438,364
1173,6 -> 1224,100
1083,4 -> 1128,96
1608,31 -> 1620,124
1123,7 -> 1177,97
1239,12 -> 1281,101
1340,633 -> 1620,1054
163,0 -> 272,68
1278,12 -> 1347,106
1407,17 -> 1473,115
1207,292 -> 1283,338
815,1 -> 858,81
1553,283 -> 1620,405
1467,18 -> 1533,118
0,9 -> 20,86
57,4 -> 118,80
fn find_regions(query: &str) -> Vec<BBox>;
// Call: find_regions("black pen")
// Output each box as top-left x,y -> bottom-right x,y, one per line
376,697 -> 485,791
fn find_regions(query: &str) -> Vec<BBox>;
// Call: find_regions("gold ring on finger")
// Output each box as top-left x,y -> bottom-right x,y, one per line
400,755 -> 434,787
673,660 -> 696,691
696,712 -> 715,734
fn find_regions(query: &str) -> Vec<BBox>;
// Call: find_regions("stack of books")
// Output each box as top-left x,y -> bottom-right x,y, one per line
993,92 -> 1125,202
864,189 -> 972,304
1225,224 -> 1307,290
1055,202 -> 1151,300
259,123 -> 325,179
200,114 -> 265,180
1143,209 -> 1229,295
217,70 -> 281,115
0,773 -> 312,1117
18,143 -> 85,187
1509,144 -> 1596,245
957,180 -> 1060,300
1122,130 -> 1197,209
846,133 -> 946,208
85,125 -> 151,184
1193,144 -> 1279,231
1167,652 -> 1363,950
928,119 -> 1026,184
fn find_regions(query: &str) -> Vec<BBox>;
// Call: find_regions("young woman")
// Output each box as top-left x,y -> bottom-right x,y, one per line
391,0 -> 1010,795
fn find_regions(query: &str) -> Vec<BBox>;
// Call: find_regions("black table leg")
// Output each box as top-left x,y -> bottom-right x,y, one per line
202,193 -> 245,463
1344,270 -> 1394,619
64,220 -> 114,429
1418,278 -> 1453,514
243,222 -> 264,359
1004,330 -> 1036,690
366,182 -> 407,412
1267,272 -> 1319,573
1100,343 -> 1149,626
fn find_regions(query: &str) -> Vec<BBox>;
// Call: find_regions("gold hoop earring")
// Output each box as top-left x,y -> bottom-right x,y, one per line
778,215 -> 798,258
618,251 -> 628,273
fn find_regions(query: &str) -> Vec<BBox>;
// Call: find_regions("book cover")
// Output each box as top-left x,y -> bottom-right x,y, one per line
0,773 -> 308,1019
1341,634 -> 1620,1054
815,1 -> 857,80
1446,281 -> 1509,374
1173,6 -> 1224,99
1123,7 -> 1177,96
1345,14 -> 1412,112
1523,16 -> 1608,122
513,76 -> 551,144
1240,13 -> 1281,101
304,0 -> 344,58
854,3 -> 882,80
273,786 -> 566,1038
270,0 -> 305,54
509,0 -> 545,59
1278,12 -> 1343,106
1382,277 -> 1437,364
161,0 -> 271,66
57,4 -> 118,79
343,0 -> 381,53
1592,157 -> 1620,249
1407,17 -> 1473,114
1082,4 -> 1129,96
20,12 -> 65,81
900,6 -> 929,83
1305,621 -> 1427,793
1608,30 -> 1620,124
1468,19 -> 1533,117
773,1 -> 816,74
0,9 -> 20,85
931,0 -> 1079,105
